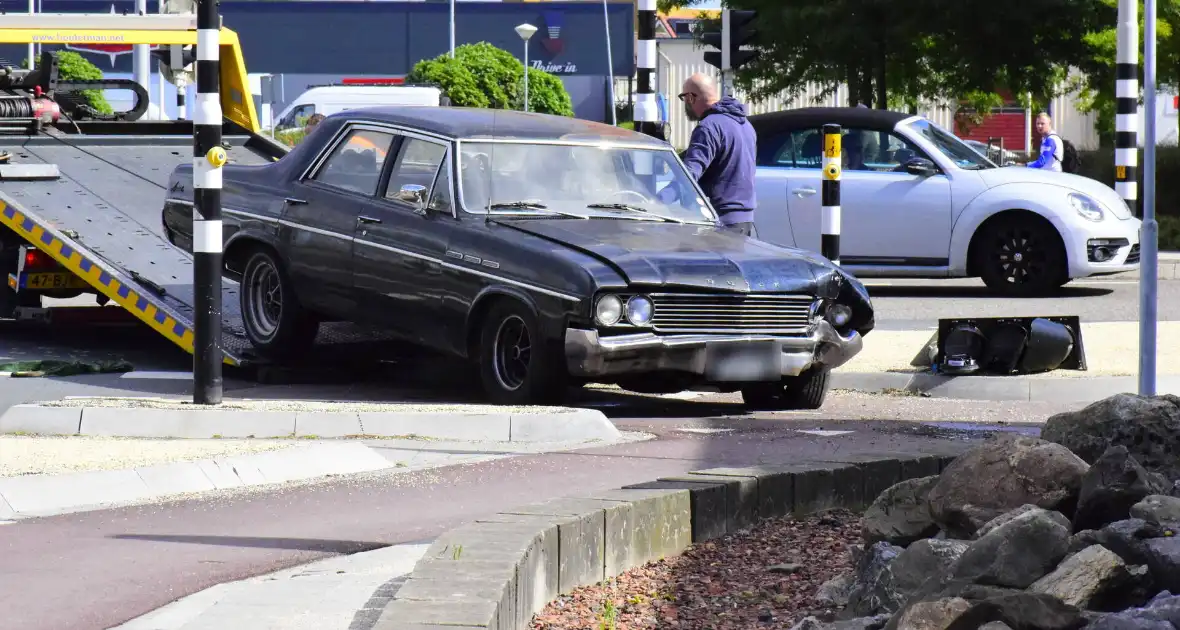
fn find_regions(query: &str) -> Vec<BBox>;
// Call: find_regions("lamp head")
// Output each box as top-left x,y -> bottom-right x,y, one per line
515,23 -> 538,40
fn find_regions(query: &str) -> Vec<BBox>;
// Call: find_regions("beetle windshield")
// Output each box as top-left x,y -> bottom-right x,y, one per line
905,118 -> 997,171
457,141 -> 717,224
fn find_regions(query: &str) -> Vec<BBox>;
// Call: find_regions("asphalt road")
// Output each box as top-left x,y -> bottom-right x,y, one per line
0,391 -> 1080,630
862,275 -> 1180,330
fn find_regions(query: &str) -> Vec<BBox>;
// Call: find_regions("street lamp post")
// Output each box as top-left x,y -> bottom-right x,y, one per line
449,0 -> 455,58
515,23 -> 537,112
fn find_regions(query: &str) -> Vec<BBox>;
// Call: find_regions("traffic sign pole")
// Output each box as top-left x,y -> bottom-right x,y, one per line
720,9 -> 732,99
193,0 -> 224,405
1140,0 -> 1159,396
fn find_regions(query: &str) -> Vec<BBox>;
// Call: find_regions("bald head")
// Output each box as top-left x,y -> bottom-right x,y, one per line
680,72 -> 720,121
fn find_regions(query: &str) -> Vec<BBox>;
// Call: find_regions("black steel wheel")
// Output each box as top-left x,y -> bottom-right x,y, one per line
476,299 -> 568,405
975,215 -> 1068,296
740,367 -> 831,411
239,248 -> 318,359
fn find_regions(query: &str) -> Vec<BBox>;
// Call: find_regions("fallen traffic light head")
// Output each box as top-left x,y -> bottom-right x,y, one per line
933,316 -> 1086,376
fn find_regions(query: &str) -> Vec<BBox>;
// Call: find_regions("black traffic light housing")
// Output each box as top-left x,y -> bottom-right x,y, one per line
149,45 -> 196,70
699,10 -> 758,71
728,9 -> 760,71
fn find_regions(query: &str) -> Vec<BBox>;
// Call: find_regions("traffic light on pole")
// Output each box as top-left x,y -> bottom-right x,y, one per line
728,9 -> 759,71
701,15 -> 723,70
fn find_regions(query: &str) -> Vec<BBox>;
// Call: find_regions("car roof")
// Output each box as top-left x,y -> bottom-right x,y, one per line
329,106 -> 671,148
747,107 -> 916,133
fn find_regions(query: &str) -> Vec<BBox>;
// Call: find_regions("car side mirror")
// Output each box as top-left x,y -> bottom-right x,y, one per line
904,157 -> 937,177
394,183 -> 428,211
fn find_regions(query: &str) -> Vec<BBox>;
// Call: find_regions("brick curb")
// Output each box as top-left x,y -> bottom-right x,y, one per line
0,402 -> 620,443
370,450 -> 969,629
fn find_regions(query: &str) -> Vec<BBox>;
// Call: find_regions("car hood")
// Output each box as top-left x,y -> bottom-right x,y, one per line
976,166 -> 1135,220
493,218 -> 839,295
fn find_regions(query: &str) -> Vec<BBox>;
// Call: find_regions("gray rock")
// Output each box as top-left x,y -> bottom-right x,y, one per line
1041,393 -> 1180,480
844,542 -> 907,618
1144,537 -> 1180,593
1028,544 -> 1131,609
1086,591 -> 1180,629
1073,446 -> 1170,532
979,624 -> 1013,630
1097,519 -> 1169,566
862,476 -> 941,547
891,539 -> 971,597
814,572 -> 856,608
1068,530 -> 1102,555
1131,495 -> 1180,525
791,614 -> 892,630
976,504 -> 1071,540
893,596 -> 971,630
942,592 -> 1085,630
927,434 -> 1089,539
952,506 -> 1072,589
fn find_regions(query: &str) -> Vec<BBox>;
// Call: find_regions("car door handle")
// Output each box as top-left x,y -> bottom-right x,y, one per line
284,197 -> 308,206
357,215 -> 382,225
792,187 -> 817,197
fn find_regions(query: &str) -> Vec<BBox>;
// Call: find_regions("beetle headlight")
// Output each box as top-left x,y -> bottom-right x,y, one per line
595,294 -> 623,326
625,295 -> 654,326
1069,193 -> 1104,222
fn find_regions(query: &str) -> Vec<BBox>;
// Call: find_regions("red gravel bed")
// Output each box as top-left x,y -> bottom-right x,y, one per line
530,510 -> 862,629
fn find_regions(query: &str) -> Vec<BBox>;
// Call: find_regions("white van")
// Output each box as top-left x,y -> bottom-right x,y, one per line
272,84 -> 444,132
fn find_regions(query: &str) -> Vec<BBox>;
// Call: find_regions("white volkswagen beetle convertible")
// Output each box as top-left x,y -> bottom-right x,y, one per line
749,107 -> 1142,296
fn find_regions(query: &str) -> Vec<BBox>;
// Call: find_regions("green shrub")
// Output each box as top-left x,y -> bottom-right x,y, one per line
406,42 -> 574,116
24,51 -> 113,115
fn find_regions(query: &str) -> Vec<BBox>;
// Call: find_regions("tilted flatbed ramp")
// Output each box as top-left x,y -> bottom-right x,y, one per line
0,134 -> 399,367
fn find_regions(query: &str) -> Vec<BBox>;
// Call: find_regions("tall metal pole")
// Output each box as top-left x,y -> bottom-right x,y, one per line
193,0 -> 224,405
1141,0 -> 1159,396
133,0 -> 150,99
26,0 -> 34,69
720,9 -> 732,99
449,0 -> 455,58
634,0 -> 659,138
1116,0 -> 1140,217
523,43 -> 529,112
602,0 -> 616,126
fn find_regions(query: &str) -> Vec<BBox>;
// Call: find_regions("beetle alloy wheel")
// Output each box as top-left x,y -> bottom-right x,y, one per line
492,314 -> 532,392
992,226 -> 1050,286
245,258 -> 283,340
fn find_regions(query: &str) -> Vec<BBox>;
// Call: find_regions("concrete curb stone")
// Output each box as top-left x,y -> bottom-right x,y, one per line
830,371 -> 1180,402
370,449 -> 969,629
0,441 -> 392,519
0,404 -> 620,443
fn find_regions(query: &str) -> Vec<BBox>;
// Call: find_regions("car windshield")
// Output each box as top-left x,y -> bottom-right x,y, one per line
456,141 -> 717,224
905,118 -> 997,171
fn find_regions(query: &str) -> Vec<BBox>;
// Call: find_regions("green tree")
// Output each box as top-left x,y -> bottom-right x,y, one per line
1073,0 -> 1180,146
406,42 -> 574,116
24,51 -> 114,115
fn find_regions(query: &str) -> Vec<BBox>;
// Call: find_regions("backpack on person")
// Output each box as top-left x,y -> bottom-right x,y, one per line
1050,133 -> 1080,173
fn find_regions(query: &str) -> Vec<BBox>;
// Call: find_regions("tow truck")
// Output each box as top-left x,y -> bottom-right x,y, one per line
0,13 -> 395,371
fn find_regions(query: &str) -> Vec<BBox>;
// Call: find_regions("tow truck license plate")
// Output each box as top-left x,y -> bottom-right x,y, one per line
22,272 -> 88,290
704,341 -> 783,382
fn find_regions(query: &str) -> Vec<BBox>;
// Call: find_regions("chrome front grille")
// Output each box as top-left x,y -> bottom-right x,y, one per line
648,293 -> 817,335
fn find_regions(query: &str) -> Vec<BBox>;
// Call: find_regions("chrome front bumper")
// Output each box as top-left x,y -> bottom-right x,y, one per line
564,321 -> 864,382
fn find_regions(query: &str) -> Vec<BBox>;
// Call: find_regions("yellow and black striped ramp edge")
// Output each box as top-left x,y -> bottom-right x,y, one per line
0,195 -> 239,367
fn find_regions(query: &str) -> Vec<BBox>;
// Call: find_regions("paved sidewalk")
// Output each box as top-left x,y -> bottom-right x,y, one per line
111,543 -> 430,630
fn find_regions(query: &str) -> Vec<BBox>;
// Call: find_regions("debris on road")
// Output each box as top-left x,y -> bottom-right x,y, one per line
0,434 -> 297,477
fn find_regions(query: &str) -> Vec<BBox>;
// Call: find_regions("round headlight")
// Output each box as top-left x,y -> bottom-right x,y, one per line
1069,193 -> 1105,222
625,295 -> 654,326
826,304 -> 852,327
595,294 -> 623,326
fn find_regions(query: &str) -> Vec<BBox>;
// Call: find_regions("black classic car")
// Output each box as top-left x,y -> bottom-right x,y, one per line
161,107 -> 874,409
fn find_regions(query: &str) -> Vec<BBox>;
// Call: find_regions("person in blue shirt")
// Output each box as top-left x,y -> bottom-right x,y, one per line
1026,112 -> 1063,172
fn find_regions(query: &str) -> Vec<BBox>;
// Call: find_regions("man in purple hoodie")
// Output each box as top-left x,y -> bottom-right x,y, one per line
677,72 -> 759,236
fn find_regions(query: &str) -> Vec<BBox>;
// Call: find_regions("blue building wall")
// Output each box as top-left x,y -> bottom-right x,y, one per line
0,0 -> 634,121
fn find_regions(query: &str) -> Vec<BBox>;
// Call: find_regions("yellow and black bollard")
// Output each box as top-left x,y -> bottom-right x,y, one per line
821,123 -> 841,265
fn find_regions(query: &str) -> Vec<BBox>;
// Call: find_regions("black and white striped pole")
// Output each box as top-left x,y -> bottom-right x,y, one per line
193,0 -> 224,405
1115,0 -> 1139,216
634,0 -> 662,140
821,124 -> 841,264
